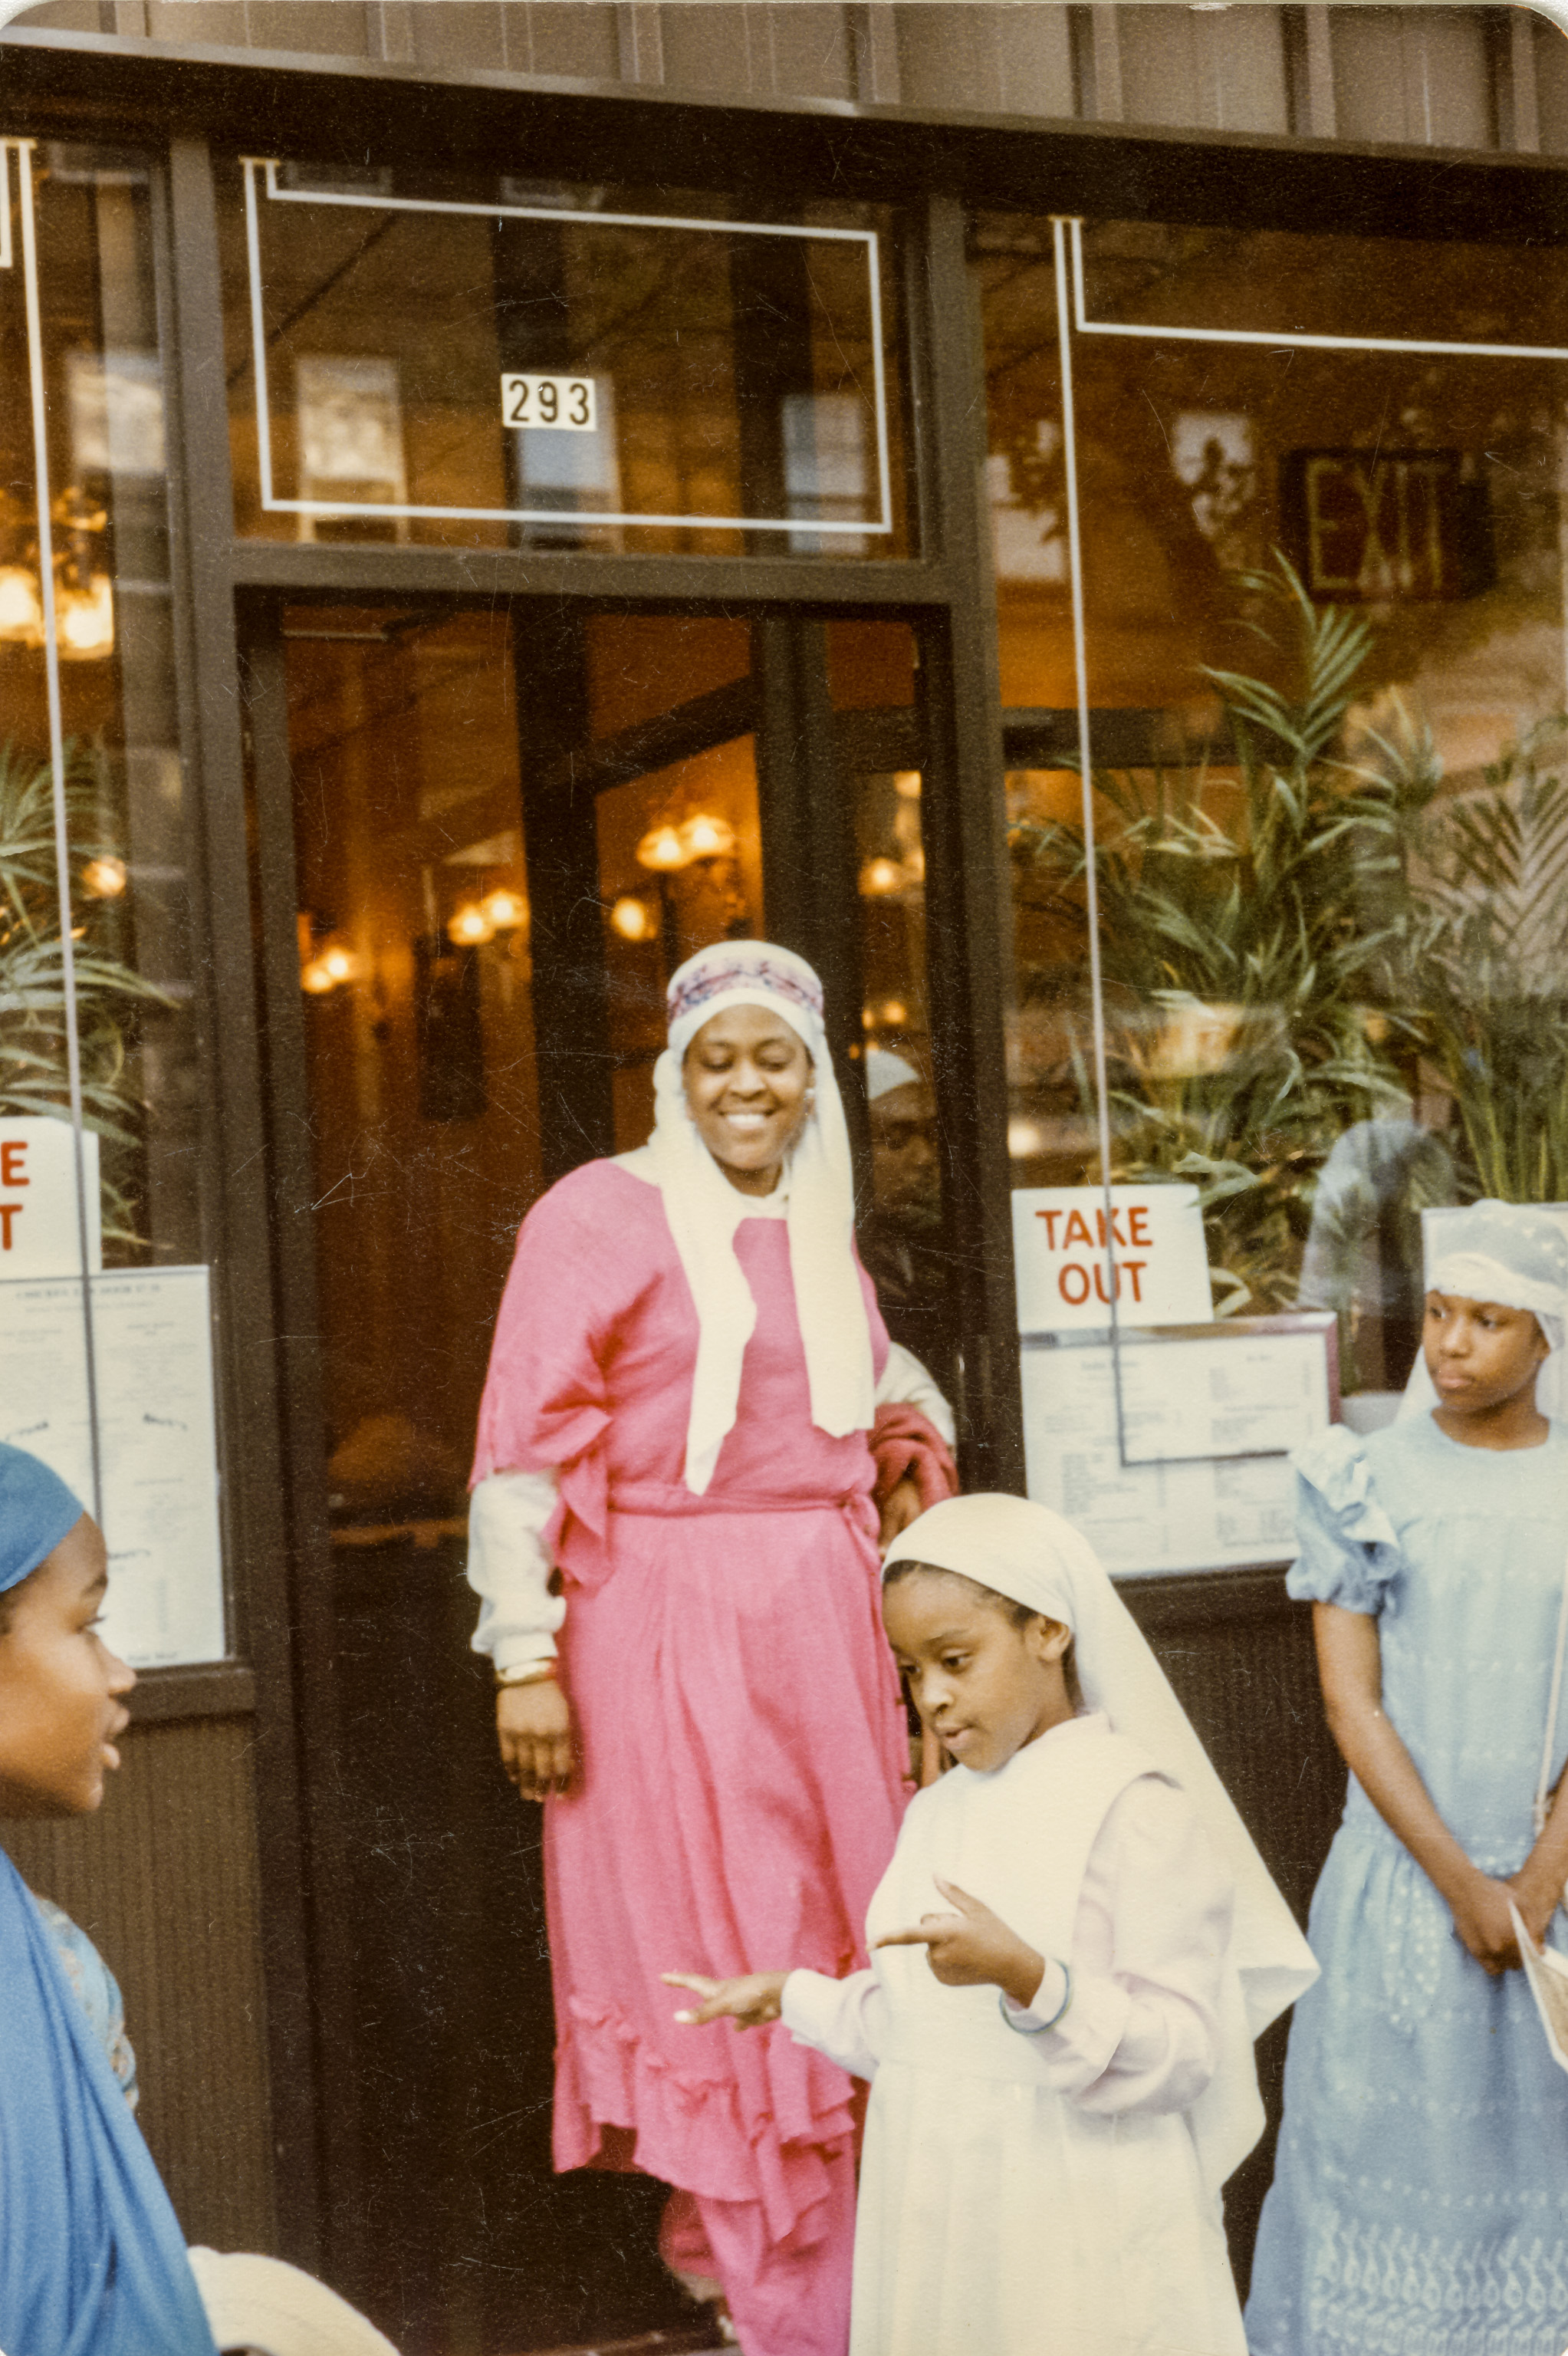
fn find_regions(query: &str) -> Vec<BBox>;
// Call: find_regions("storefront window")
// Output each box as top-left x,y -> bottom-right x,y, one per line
219,157 -> 911,559
0,137 -> 219,1663
977,212 -> 1568,1552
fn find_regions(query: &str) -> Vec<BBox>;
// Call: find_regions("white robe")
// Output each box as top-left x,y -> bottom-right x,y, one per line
781,1713 -> 1248,2356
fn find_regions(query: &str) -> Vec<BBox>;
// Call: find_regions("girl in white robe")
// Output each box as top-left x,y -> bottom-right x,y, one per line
666,1493 -> 1317,2356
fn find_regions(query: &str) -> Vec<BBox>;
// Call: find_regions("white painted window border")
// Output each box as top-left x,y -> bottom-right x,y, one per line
242,155 -> 895,538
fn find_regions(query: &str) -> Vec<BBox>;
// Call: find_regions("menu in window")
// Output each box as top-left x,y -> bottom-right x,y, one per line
0,1266 -> 225,1667
1021,1318 -> 1336,1577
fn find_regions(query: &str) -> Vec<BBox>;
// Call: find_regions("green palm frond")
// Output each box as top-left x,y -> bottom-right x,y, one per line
1009,552 -> 1422,1318
0,740 -> 169,1245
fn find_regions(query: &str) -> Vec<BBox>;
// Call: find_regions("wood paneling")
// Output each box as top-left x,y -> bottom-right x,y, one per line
2,0 -> 1526,161
2,1714 -> 275,2258
1129,1575 -> 1344,2293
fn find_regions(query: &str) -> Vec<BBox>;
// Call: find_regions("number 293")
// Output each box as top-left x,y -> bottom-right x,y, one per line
501,373 -> 597,432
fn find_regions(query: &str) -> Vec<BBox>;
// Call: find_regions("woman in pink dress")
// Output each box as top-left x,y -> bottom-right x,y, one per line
465,941 -> 957,2356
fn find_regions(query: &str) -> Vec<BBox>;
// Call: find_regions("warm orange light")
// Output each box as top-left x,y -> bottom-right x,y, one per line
879,999 -> 908,1027
894,772 -> 922,800
680,812 -> 735,860
81,855 -> 127,900
636,824 -> 686,873
610,895 -> 656,943
301,957 -> 337,996
859,856 -> 904,898
0,564 -> 44,648
321,943 -> 356,982
482,887 -> 528,933
56,574 -> 114,662
447,902 -> 495,946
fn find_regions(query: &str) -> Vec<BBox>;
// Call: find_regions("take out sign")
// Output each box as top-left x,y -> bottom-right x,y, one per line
0,1120 -> 102,1278
1011,1185 -> 1213,1334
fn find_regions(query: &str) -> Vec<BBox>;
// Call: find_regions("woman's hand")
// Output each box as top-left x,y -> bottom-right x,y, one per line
1448,1869 -> 1523,1974
662,1970 -> 789,2029
497,1680 -> 574,1801
873,1877 -> 1045,2010
878,1473 -> 925,1552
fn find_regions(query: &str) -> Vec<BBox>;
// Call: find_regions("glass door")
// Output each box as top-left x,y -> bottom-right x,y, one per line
248,594 -> 946,2354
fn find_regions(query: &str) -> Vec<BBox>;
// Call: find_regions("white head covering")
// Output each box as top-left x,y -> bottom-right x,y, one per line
883,1492 -> 1319,2193
866,1048 -> 920,1101
648,940 -> 875,1493
1399,1199 -> 1568,1421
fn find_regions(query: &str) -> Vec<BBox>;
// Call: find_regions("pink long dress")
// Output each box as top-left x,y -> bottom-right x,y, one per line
472,1160 -> 912,2344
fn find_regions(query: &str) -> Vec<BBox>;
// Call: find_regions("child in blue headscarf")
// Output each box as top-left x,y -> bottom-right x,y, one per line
0,1443 -> 399,2356
0,1440 -> 215,2356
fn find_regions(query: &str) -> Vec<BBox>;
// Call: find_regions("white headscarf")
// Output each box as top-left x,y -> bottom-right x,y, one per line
883,1492 -> 1319,2194
1400,1199 -> 1568,1421
646,940 -> 875,1493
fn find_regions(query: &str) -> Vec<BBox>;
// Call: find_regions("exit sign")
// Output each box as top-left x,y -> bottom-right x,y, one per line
1280,449 -> 1493,604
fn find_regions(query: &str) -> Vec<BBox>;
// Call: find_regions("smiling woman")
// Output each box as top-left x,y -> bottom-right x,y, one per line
464,936 -> 957,2356
680,1003 -> 814,1195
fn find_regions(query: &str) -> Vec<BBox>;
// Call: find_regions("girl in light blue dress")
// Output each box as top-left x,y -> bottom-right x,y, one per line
1247,1201 -> 1568,2356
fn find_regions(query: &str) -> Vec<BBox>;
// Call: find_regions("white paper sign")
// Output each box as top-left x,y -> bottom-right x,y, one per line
0,1265 -> 225,1666
1011,1185 -> 1213,1332
0,1120 -> 101,1277
1118,1329 -> 1333,1463
1021,1327 -> 1333,1576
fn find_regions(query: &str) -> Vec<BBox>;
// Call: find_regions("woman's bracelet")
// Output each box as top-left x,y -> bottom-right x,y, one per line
495,1660 -> 559,1690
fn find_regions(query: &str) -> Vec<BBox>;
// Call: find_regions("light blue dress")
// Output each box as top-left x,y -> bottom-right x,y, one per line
1246,1416 -> 1568,2356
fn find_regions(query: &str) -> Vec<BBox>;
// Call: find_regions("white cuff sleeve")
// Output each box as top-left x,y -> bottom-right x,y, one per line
874,1341 -> 956,1446
466,1469 -> 566,1674
780,1967 -> 886,2081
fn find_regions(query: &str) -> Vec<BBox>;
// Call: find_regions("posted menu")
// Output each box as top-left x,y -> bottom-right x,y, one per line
0,1266 -> 225,1666
1021,1324 -> 1334,1577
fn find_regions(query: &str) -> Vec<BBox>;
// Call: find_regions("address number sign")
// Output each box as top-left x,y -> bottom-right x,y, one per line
500,373 -> 597,431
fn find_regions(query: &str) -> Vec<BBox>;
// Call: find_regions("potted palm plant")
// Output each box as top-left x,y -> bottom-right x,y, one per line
0,739 -> 167,1250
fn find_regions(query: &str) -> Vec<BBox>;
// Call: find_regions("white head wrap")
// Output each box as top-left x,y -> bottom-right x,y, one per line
883,1492 -> 1319,2193
866,1048 -> 921,1101
1400,1199 -> 1568,1421
648,940 -> 875,1494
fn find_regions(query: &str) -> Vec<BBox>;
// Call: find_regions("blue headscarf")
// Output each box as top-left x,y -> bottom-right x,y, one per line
0,1446 -> 216,2356
0,1440 -> 86,1589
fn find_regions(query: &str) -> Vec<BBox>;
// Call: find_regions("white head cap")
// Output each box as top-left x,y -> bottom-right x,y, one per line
866,1048 -> 921,1102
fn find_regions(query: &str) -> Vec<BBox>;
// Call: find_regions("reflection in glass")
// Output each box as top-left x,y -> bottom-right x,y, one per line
977,214 -> 1568,1398
222,159 -> 909,558
284,606 -> 541,1527
0,143 -> 199,1270
829,620 -> 954,1390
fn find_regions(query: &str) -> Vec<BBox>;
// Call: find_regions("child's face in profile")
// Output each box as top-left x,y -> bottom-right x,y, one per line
883,1569 -> 1074,1775
1423,1291 -> 1547,1418
0,1516 -> 134,1818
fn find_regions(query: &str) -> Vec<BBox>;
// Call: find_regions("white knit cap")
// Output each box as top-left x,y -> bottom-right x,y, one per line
883,1492 -> 1318,2194
649,941 -> 875,1492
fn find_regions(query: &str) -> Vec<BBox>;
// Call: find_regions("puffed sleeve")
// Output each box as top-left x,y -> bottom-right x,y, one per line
1285,1425 -> 1403,1615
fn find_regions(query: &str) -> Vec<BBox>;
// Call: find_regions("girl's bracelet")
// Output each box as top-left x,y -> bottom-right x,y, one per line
998,1964 -> 1071,2035
495,1660 -> 559,1690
